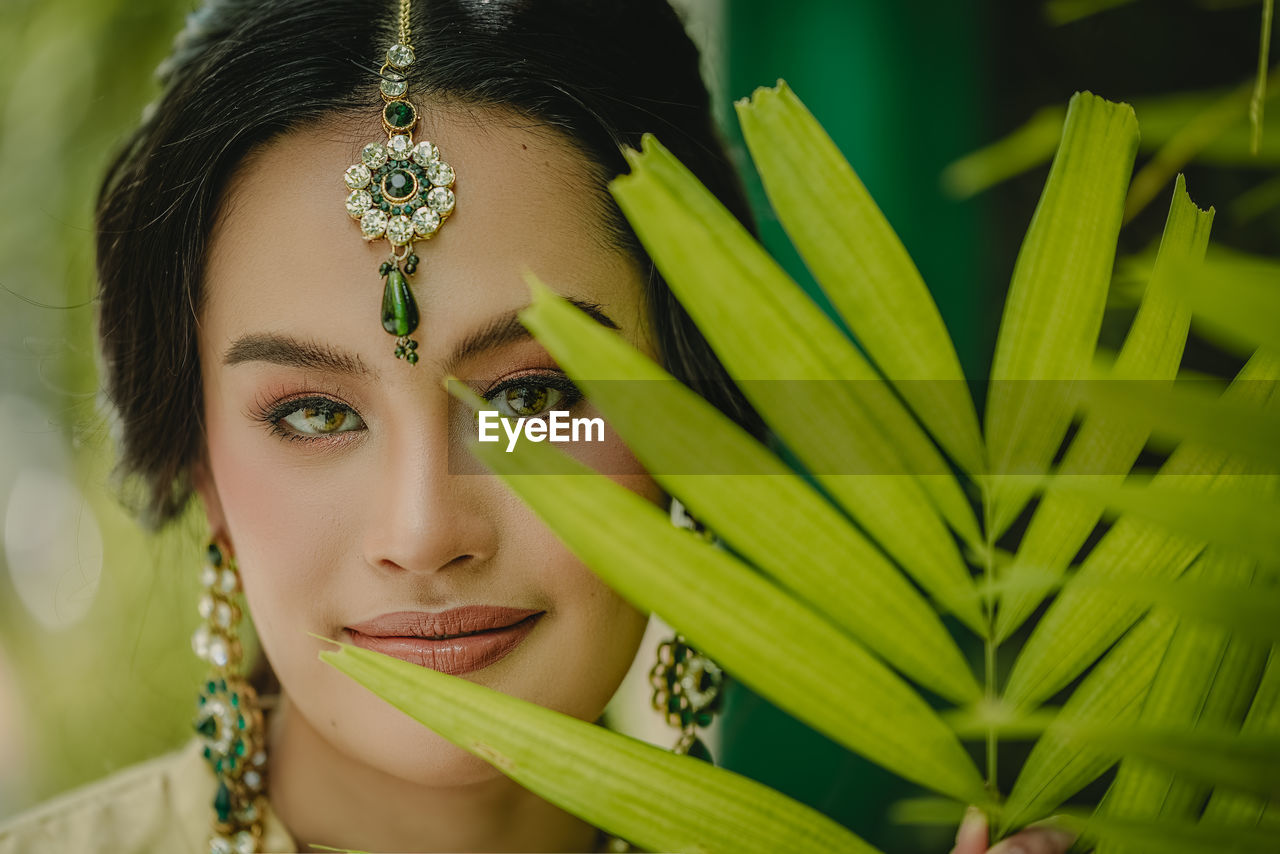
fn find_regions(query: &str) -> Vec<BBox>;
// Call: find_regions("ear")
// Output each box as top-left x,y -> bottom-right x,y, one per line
190,452 -> 230,543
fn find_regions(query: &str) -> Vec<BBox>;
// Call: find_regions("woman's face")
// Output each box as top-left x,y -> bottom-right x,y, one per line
194,106 -> 659,786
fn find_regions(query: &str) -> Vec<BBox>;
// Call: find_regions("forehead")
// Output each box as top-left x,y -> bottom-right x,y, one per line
201,105 -> 648,373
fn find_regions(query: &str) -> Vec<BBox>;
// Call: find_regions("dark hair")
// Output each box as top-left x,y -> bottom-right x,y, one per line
96,0 -> 764,529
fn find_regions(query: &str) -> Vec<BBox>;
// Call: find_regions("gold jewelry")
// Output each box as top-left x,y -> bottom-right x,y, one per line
649,632 -> 724,762
340,0 -> 456,363
650,498 -> 725,762
192,541 -> 268,854
188,538 -> 650,853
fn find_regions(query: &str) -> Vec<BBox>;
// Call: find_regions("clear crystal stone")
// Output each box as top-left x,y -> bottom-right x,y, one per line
679,656 -> 722,709
232,830 -> 257,854
380,72 -> 407,98
360,209 -> 388,239
243,769 -> 263,791
210,836 -> 234,854
236,799 -> 260,822
198,593 -> 214,619
386,215 -> 414,246
411,206 -> 441,236
343,164 -> 371,189
208,634 -> 230,667
200,565 -> 218,588
361,142 -> 388,169
426,186 -> 455,214
345,189 -> 373,218
219,568 -> 238,594
411,140 -> 438,165
387,134 -> 412,158
252,750 -> 267,767
214,601 -> 233,629
427,161 -> 454,187
191,625 -> 211,659
387,43 -> 415,68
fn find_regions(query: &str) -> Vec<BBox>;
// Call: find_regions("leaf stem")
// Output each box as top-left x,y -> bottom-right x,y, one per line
982,489 -> 999,798
1251,0 -> 1274,154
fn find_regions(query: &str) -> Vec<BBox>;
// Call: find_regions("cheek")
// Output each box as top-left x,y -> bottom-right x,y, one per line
202,404 -> 359,643
203,379 -> 656,710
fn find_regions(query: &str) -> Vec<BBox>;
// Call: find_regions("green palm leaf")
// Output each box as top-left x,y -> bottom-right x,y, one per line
942,81 -> 1280,199
1001,608 -> 1179,833
1201,650 -> 1280,827
1073,369 -> 1280,474
1044,477 -> 1280,567
1003,350 -> 1280,710
446,386 -> 988,804
1172,256 -> 1280,356
983,91 -> 1139,540
320,642 -> 878,854
513,274 -> 980,704
1080,726 -> 1280,799
1096,548 -> 1267,847
1054,811 -> 1280,854
735,80 -> 986,487
318,80 -> 1280,851
994,175 -> 1211,642
610,134 -> 986,632
1071,574 -> 1280,644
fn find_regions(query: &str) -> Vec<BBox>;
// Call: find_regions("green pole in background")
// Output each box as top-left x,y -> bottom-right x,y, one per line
714,0 -> 988,846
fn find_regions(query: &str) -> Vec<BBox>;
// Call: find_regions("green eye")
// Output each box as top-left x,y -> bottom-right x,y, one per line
494,384 -> 559,418
484,375 -> 584,419
279,401 -> 364,436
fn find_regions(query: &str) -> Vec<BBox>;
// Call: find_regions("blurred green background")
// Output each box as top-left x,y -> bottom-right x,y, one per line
0,0 -> 1275,850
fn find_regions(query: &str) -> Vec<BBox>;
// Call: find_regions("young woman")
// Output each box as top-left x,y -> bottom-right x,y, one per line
0,1 -> 1076,851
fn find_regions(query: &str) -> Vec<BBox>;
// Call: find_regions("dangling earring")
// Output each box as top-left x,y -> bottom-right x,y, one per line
191,541 -> 268,854
648,497 -> 725,763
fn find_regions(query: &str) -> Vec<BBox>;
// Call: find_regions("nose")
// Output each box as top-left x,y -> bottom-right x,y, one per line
361,411 -> 495,578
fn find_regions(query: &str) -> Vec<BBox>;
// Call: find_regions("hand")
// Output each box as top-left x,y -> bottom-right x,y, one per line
949,806 -> 1077,854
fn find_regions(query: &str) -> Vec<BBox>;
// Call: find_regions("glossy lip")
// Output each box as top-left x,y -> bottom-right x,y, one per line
344,606 -> 544,676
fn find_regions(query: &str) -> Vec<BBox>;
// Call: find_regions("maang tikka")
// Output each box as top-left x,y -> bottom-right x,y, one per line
342,0 -> 456,363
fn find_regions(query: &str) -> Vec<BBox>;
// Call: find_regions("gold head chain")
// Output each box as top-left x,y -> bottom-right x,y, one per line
340,0 -> 456,363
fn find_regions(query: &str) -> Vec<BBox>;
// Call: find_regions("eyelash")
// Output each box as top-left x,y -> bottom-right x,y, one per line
253,395 -> 361,444
252,372 -> 584,443
483,372 -> 584,417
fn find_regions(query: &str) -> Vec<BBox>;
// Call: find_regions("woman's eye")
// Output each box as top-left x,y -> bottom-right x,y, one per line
484,376 -> 582,419
277,400 -> 364,436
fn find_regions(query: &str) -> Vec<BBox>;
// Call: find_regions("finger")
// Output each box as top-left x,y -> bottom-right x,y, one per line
986,825 -> 1077,854
948,805 -> 988,854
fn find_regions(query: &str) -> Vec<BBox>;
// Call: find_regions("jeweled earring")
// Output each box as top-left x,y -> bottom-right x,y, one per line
649,498 -> 725,763
191,541 -> 268,854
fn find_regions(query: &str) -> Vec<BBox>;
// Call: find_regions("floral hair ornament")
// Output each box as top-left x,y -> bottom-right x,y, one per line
341,0 -> 456,363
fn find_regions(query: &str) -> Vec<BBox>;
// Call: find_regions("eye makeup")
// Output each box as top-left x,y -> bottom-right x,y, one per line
250,393 -> 367,443
247,369 -> 586,444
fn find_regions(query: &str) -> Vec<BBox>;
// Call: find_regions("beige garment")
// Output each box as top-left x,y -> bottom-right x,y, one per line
0,735 -> 298,854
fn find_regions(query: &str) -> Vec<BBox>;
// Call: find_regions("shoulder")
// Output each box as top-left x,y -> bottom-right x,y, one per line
0,738 -> 211,854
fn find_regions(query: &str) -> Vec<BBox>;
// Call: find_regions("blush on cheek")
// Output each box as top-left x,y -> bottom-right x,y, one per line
204,418 -> 346,617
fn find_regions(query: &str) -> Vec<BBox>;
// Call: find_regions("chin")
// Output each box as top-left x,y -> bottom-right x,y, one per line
340,691 -> 508,788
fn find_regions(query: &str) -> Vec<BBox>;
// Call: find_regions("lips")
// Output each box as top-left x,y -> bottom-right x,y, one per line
344,606 -> 544,675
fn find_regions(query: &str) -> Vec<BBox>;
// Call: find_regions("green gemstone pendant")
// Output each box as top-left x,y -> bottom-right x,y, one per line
381,264 -> 420,361
214,780 -> 232,823
345,22 -> 456,366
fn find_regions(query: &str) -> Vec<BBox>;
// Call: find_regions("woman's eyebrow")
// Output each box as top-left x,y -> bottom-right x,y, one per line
222,297 -> 619,375
440,297 -> 618,375
223,335 -> 374,376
